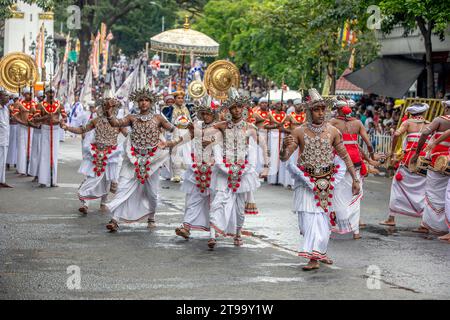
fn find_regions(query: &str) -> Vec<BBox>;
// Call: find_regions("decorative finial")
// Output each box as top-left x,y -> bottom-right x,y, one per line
183,15 -> 190,30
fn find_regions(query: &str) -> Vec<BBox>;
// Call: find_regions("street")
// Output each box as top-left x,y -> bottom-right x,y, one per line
0,137 -> 449,300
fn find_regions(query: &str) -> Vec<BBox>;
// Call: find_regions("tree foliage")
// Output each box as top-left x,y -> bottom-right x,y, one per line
195,0 -> 380,91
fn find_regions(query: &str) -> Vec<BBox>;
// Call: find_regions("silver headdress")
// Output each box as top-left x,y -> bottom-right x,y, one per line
193,95 -> 218,121
305,88 -> 334,123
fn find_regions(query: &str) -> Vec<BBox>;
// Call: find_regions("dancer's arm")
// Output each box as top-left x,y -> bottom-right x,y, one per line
61,119 -> 95,134
280,127 -> 300,161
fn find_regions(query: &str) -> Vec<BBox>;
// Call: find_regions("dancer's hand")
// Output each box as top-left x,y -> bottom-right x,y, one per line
410,153 -> 419,167
352,180 -> 360,196
424,143 -> 435,153
283,135 -> 295,148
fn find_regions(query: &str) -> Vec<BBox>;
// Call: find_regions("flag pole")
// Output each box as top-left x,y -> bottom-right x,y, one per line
49,73 -> 54,187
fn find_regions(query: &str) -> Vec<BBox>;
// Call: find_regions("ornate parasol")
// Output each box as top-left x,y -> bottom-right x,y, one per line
150,16 -> 219,57
150,16 -> 219,90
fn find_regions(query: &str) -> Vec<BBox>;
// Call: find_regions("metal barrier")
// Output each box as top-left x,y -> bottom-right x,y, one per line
359,133 -> 392,154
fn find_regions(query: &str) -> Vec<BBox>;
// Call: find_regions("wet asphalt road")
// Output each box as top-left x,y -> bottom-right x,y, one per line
0,137 -> 449,300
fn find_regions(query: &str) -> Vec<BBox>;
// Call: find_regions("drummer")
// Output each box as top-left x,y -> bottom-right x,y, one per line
380,103 -> 430,228
410,101 -> 450,235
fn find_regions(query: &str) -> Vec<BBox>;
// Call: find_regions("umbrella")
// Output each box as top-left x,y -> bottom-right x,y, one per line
344,57 -> 424,98
150,16 -> 219,90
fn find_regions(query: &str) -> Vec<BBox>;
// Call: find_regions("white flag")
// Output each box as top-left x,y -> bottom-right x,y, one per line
80,66 -> 93,106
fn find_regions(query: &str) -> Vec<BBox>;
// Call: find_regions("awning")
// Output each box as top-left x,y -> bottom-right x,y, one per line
344,57 -> 424,98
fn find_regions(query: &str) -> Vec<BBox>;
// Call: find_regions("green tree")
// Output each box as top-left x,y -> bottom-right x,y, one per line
195,0 -> 380,93
380,0 -> 450,98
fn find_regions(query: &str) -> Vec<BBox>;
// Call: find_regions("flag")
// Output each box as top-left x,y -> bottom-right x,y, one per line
348,47 -> 356,70
35,24 -> 45,71
63,33 -> 71,63
90,32 -> 101,78
102,31 -> 114,76
110,73 -> 116,96
57,62 -> 69,103
340,20 -> 358,48
115,66 -> 138,108
80,66 -> 93,106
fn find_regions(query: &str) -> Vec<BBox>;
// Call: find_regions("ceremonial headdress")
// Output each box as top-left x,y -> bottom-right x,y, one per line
442,100 -> 450,108
173,90 -> 185,98
129,87 -> 157,103
221,87 -> 251,110
406,103 -> 429,115
37,90 -> 44,97
305,88 -> 334,122
22,87 -> 31,94
193,95 -> 218,121
87,101 -> 96,107
164,94 -> 175,104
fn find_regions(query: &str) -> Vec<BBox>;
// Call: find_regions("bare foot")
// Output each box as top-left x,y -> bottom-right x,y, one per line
302,260 -> 320,271
438,233 -> 450,242
147,219 -> 156,229
379,219 -> 396,226
207,238 -> 216,250
78,206 -> 88,215
0,183 -> 13,188
359,222 -> 367,229
353,233 -> 361,240
412,226 -> 429,234
320,258 -> 333,265
175,227 -> 190,239
106,220 -> 118,232
233,237 -> 243,247
32,177 -> 38,182
99,204 -> 107,213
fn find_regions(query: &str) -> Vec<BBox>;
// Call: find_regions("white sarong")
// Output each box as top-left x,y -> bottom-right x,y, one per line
107,137 -> 169,222
6,124 -> 17,165
422,170 -> 449,234
78,143 -> 122,204
28,128 -> 41,177
445,179 -> 450,232
288,155 -> 346,259
181,167 -> 212,231
209,137 -> 260,236
388,166 -> 425,218
0,146 -> 7,183
38,125 -> 60,187
16,124 -> 32,175
267,129 -> 282,184
332,171 -> 363,234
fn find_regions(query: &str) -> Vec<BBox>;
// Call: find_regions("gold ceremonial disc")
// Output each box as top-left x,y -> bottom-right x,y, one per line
0,52 -> 39,93
188,80 -> 207,99
204,60 -> 240,100
434,155 -> 448,172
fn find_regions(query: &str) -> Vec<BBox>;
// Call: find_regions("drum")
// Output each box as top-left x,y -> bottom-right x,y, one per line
433,155 -> 450,175
409,156 -> 430,177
